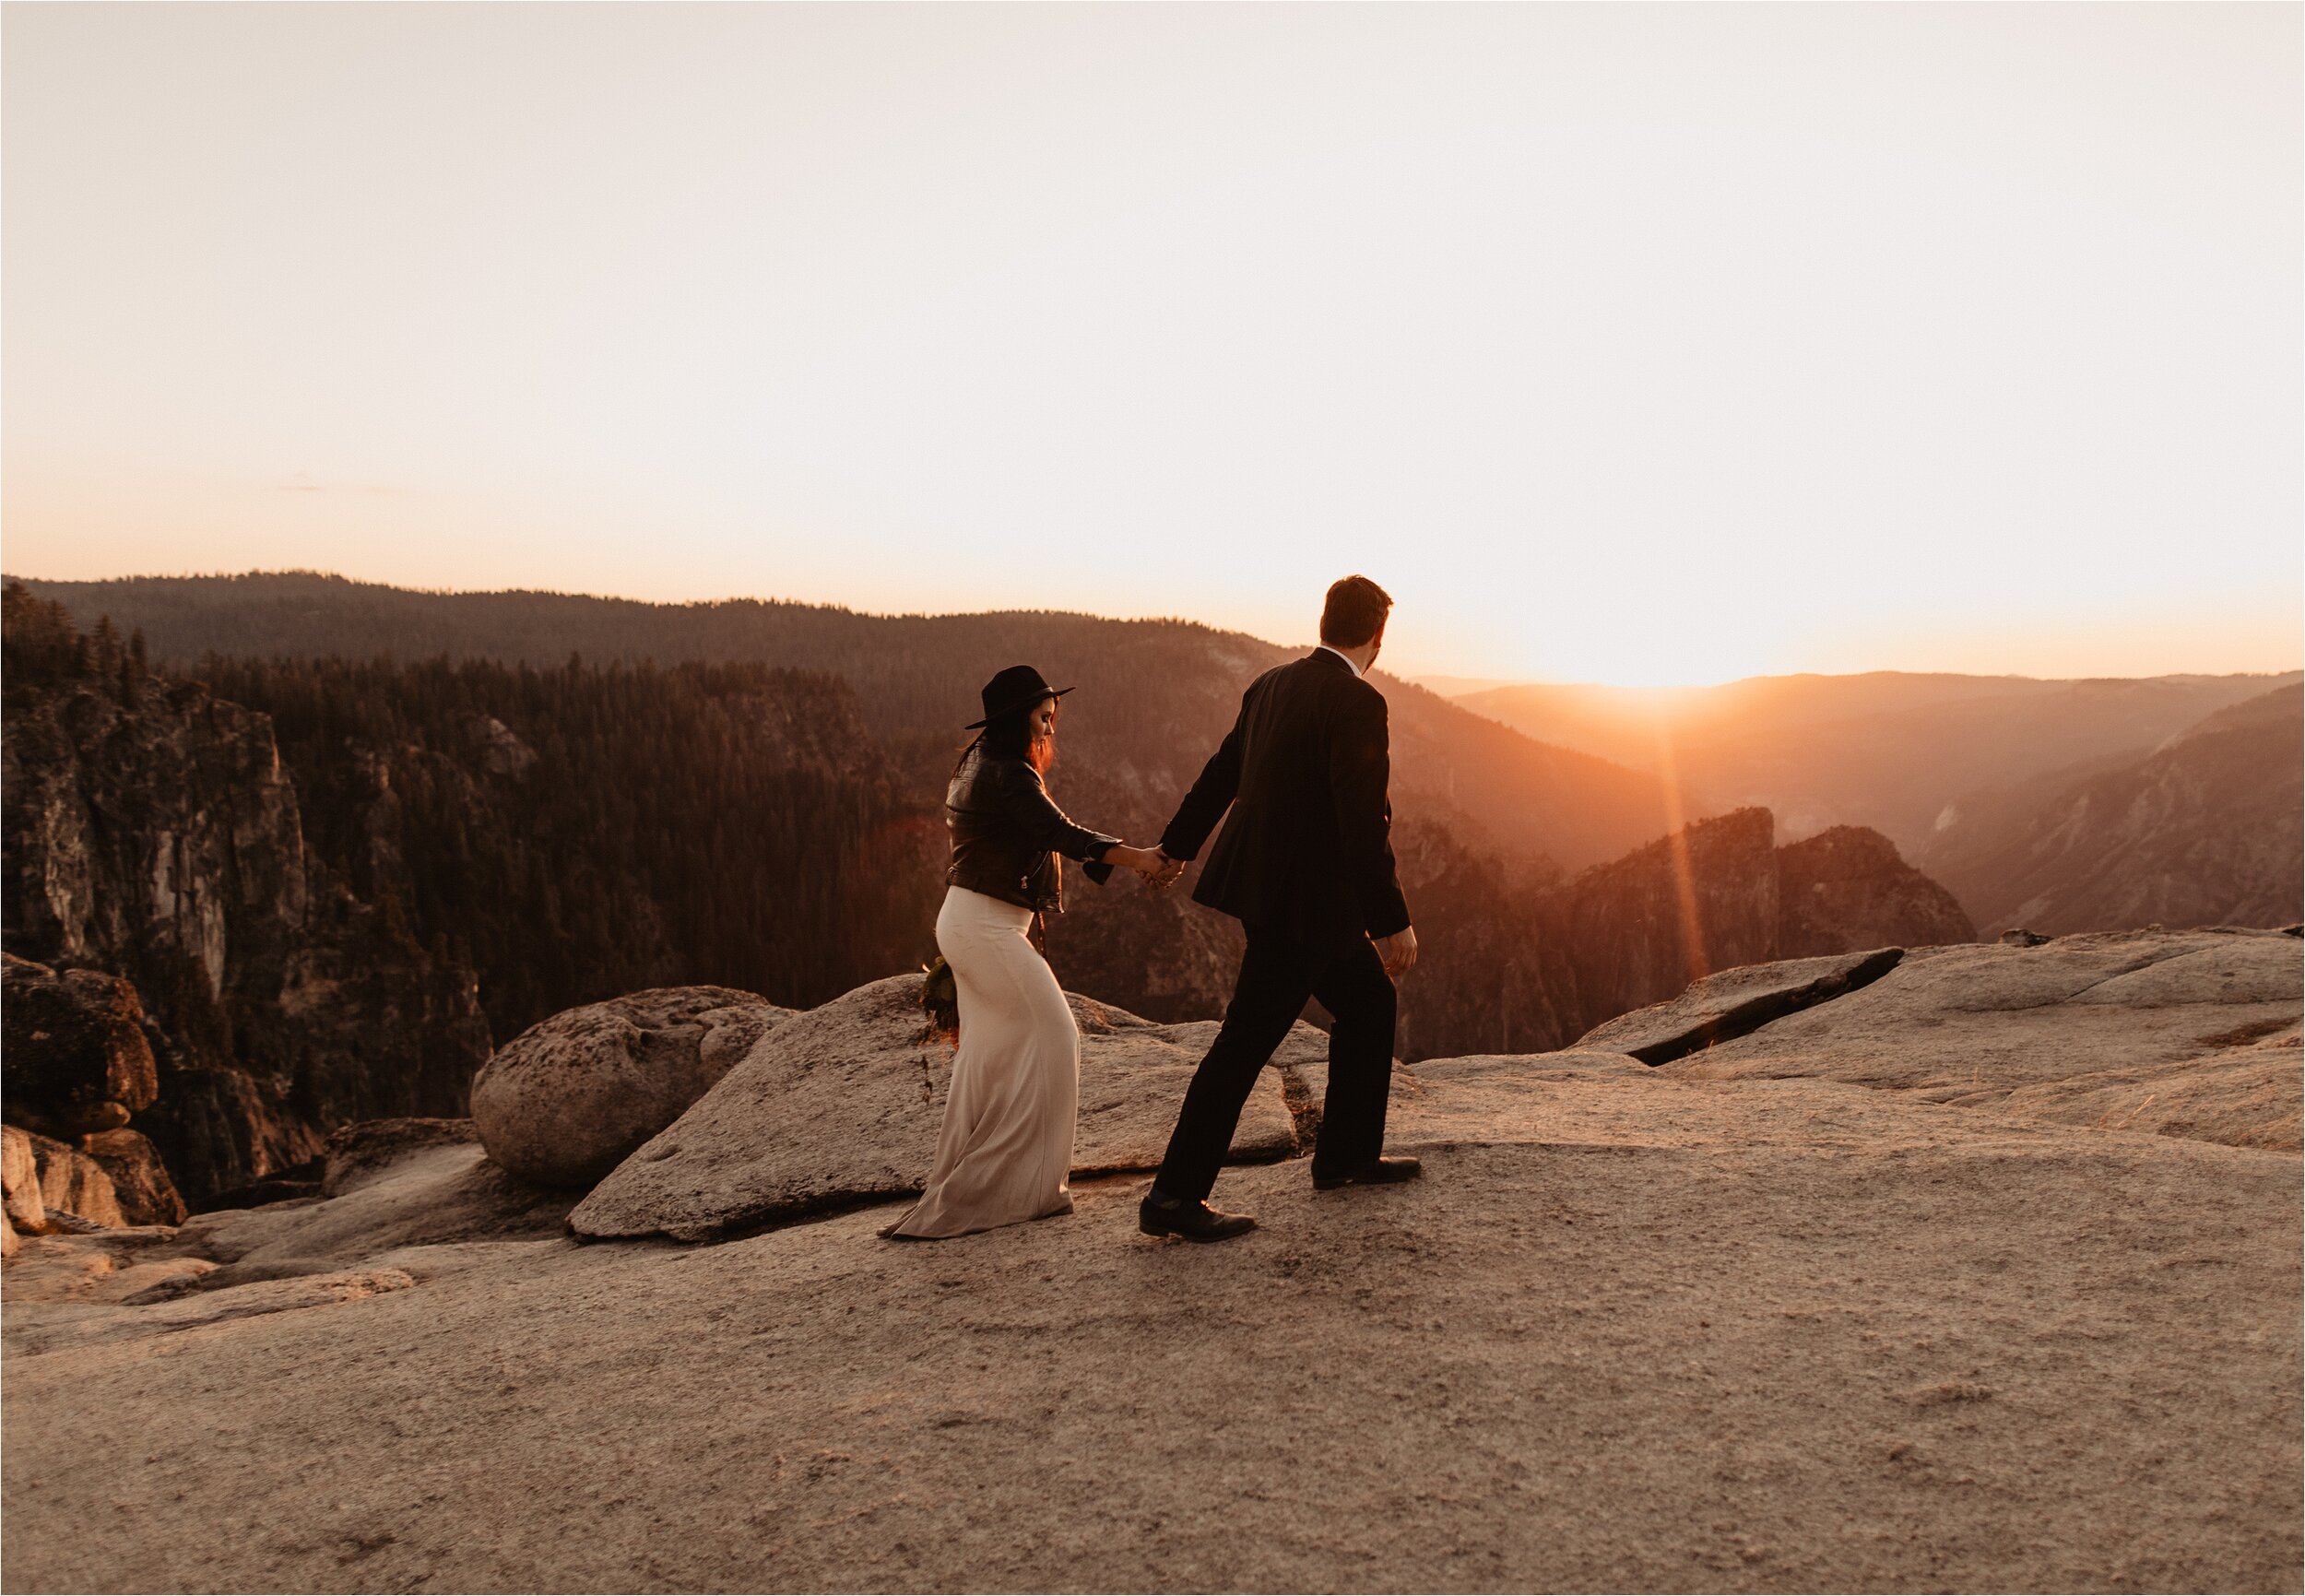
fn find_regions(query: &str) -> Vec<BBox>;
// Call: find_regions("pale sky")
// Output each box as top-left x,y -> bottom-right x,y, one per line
5,3 -> 2299,685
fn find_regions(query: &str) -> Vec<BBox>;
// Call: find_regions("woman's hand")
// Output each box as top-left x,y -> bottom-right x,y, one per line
1104,844 -> 1169,884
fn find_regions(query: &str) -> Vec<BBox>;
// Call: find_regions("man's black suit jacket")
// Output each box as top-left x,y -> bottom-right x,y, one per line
1160,648 -> 1411,951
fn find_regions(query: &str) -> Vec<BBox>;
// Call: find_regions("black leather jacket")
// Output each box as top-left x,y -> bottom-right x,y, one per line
946,747 -> 1119,915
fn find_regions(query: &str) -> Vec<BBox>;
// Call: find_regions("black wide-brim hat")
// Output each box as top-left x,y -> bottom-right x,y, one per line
966,664 -> 1072,729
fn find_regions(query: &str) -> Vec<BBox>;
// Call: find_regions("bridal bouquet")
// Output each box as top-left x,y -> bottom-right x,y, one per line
917,955 -> 959,1047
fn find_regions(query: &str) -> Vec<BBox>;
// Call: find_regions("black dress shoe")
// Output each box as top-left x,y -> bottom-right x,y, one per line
1138,1196 -> 1258,1242
1313,1154 -> 1424,1191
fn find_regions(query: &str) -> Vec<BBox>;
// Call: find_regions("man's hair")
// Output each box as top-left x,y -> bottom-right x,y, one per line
1319,574 -> 1393,648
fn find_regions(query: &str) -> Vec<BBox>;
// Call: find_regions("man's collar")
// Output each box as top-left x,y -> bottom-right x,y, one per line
1315,644 -> 1365,680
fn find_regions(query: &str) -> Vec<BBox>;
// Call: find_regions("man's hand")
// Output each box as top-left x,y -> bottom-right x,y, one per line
1105,844 -> 1166,883
1375,925 -> 1419,978
1150,849 -> 1188,891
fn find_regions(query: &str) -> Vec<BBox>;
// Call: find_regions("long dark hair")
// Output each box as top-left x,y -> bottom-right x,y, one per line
952,705 -> 1039,775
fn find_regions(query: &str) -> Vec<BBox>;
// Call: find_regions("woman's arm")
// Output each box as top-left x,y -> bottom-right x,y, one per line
989,763 -> 1169,883
991,761 -> 1117,860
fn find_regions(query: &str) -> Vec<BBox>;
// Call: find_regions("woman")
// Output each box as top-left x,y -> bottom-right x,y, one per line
882,665 -> 1167,1240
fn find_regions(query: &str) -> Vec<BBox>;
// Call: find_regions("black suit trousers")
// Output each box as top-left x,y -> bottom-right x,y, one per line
1152,926 -> 1399,1201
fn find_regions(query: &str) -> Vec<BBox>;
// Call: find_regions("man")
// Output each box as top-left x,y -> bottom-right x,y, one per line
1140,574 -> 1423,1242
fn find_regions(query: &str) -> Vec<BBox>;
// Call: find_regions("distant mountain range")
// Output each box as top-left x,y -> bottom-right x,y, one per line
1452,668 -> 2301,934
1916,683 -> 2302,936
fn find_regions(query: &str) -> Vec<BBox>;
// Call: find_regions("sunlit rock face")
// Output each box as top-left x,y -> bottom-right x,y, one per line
16,1131 -> 126,1228
81,1130 -> 186,1227
1,1128 -> 43,1236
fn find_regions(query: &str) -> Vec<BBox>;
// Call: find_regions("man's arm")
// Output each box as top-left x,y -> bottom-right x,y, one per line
1158,692 -> 1250,864
1330,686 -> 1411,943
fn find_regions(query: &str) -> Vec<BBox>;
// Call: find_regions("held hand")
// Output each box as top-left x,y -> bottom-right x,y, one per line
1375,925 -> 1419,978
1105,844 -> 1166,883
1150,849 -> 1188,890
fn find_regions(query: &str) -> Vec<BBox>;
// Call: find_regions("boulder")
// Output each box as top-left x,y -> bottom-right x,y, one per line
2,1124 -> 46,1233
570,975 -> 1298,1241
81,1129 -> 186,1226
1068,996 -> 1303,1173
471,987 -> 793,1188
1574,948 -> 1905,1065
0,1207 -> 15,1259
24,1132 -> 126,1227
0,954 -> 159,1139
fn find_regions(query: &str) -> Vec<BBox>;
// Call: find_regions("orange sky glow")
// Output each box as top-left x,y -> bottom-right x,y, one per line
4,5 -> 2298,687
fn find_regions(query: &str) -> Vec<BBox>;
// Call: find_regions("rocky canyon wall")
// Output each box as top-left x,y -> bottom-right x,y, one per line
2,590 -> 491,1200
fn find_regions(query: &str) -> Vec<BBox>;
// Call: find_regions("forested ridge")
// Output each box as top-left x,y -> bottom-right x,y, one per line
192,652 -> 942,1034
10,570 -> 1691,874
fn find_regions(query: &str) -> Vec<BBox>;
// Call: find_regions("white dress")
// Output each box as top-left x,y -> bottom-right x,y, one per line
883,885 -> 1080,1238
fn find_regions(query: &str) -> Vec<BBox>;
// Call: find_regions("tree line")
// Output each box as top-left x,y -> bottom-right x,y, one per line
192,649 -> 947,1038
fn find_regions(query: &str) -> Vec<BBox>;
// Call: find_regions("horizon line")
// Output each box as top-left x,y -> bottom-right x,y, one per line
6,567 -> 2301,694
